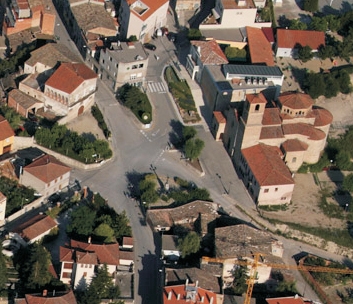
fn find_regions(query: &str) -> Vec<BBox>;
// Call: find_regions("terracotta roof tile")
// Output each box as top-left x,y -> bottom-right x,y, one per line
266,297 -> 306,304
12,214 -> 57,242
60,247 -> 75,262
262,27 -> 275,43
0,115 -> 15,141
260,126 -> 284,139
262,108 -> 281,125
128,0 -> 169,21
123,236 -> 134,246
242,144 -> 294,186
246,26 -> 275,66
76,252 -> 98,265
191,39 -> 228,65
282,123 -> 326,140
70,240 -> 120,266
213,111 -> 226,123
8,89 -> 43,109
281,139 -> 308,152
119,250 -> 134,261
24,154 -> 71,183
277,29 -> 325,50
308,107 -> 333,126
278,92 -> 314,109
24,290 -> 77,304
45,63 -> 97,94
0,192 -> 5,201
246,92 -> 267,104
163,284 -> 217,304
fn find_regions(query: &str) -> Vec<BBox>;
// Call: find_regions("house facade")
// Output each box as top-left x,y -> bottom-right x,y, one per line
15,290 -> 77,304
99,41 -> 149,91
0,116 -> 15,156
186,39 -> 228,82
200,64 -> 283,112
59,239 -> 131,289
0,192 -> 6,222
20,154 -> 71,198
276,29 -> 325,58
8,89 -> 43,118
118,0 -> 169,42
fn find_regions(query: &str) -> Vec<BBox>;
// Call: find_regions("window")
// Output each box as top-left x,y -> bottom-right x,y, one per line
275,188 -> 278,192
292,157 -> 297,163
83,272 -> 87,277
264,188 -> 269,193
116,63 -> 119,68
109,56 -> 112,61
130,74 -> 137,80
132,64 -> 138,69
255,104 -> 260,111
102,59 -> 105,64
139,63 -> 144,68
281,197 -> 286,200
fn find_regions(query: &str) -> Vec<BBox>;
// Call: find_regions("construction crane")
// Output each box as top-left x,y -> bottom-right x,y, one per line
201,255 -> 353,304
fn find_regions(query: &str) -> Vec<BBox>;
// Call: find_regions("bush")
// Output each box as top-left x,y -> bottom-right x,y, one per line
91,105 -> 111,139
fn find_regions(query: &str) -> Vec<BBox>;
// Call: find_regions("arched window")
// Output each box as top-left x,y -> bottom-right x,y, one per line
255,104 -> 260,111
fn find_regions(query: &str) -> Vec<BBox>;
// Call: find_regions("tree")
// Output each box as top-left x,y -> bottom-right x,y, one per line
323,74 -> 340,98
231,265 -> 248,295
325,15 -> 340,32
303,0 -> 318,12
66,205 -> 96,237
224,47 -> 247,61
318,45 -> 335,60
297,45 -> 313,62
303,72 -> 325,98
182,126 -> 197,142
178,231 -> 201,258
289,19 -> 307,30
78,264 -> 120,304
342,173 -> 353,192
139,176 -> 159,205
128,35 -> 137,42
184,138 -> 205,161
111,211 -> 132,239
259,7 -> 271,22
93,223 -> 115,243
336,70 -> 352,94
337,150 -> 352,171
23,244 -> 53,290
0,245 -> 8,293
187,28 -> 203,40
309,16 -> 328,31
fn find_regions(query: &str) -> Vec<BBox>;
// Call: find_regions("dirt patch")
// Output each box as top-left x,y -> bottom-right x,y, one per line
262,173 -> 346,230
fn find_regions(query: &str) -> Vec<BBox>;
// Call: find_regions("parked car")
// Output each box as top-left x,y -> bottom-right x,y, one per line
168,33 -> 176,42
143,43 -> 156,51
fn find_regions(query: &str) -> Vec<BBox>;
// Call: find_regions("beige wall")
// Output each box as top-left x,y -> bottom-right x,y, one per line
0,197 -> 6,222
19,81 -> 46,102
0,136 -> 14,155
284,150 -> 305,172
258,183 -> 294,205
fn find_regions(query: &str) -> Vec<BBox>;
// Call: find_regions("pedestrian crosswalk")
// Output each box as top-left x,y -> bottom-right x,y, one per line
147,81 -> 166,93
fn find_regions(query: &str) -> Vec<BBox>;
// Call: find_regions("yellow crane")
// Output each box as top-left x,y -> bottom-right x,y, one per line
202,254 -> 353,304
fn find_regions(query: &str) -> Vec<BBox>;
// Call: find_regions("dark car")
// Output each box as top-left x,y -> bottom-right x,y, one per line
168,33 -> 176,42
48,192 -> 61,204
143,43 -> 156,51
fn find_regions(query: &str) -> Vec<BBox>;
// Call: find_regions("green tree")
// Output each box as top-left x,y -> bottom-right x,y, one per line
343,174 -> 353,192
187,28 -> 203,40
303,72 -> 325,98
323,74 -> 340,98
224,46 -> 247,61
231,265 -> 248,295
178,231 -> 201,258
128,35 -> 137,42
78,264 -> 120,304
259,7 -> 271,22
298,45 -> 313,62
318,45 -> 335,59
309,16 -> 328,31
1,106 -> 21,129
182,126 -> 197,142
23,244 -> 53,290
111,211 -> 132,239
93,223 -> 115,243
336,70 -> 352,94
325,15 -> 340,32
139,176 -> 159,204
67,206 -> 96,237
289,19 -> 307,30
303,0 -> 318,12
184,138 -> 205,161
0,245 -> 8,293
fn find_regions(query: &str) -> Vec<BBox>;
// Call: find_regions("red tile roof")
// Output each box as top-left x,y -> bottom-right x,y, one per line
213,111 -> 226,124
128,0 -> 169,22
276,29 -> 325,50
12,214 -> 57,242
282,123 -> 326,140
76,252 -> 98,265
266,296 -> 306,304
163,284 -> 217,304
45,63 -> 97,94
246,27 -> 275,66
278,92 -> 314,109
260,126 -> 284,139
0,115 -> 15,141
262,108 -> 281,125
191,39 -> 228,65
281,139 -> 308,152
0,191 -> 6,201
308,107 -> 333,126
242,144 -> 294,186
24,290 -> 77,304
24,155 -> 71,183
262,27 -> 275,43
70,240 -> 120,266
60,247 -> 74,262
246,92 -> 267,104
123,236 -> 134,246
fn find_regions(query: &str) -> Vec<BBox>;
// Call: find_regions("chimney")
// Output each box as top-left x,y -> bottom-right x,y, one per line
53,290 -> 56,296
42,290 -> 48,297
83,186 -> 88,198
197,46 -> 201,55
210,297 -> 214,304
185,279 -> 189,286
177,294 -> 180,300
168,291 -> 172,300
196,280 -> 199,287
88,236 -> 91,243
201,296 -> 204,303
